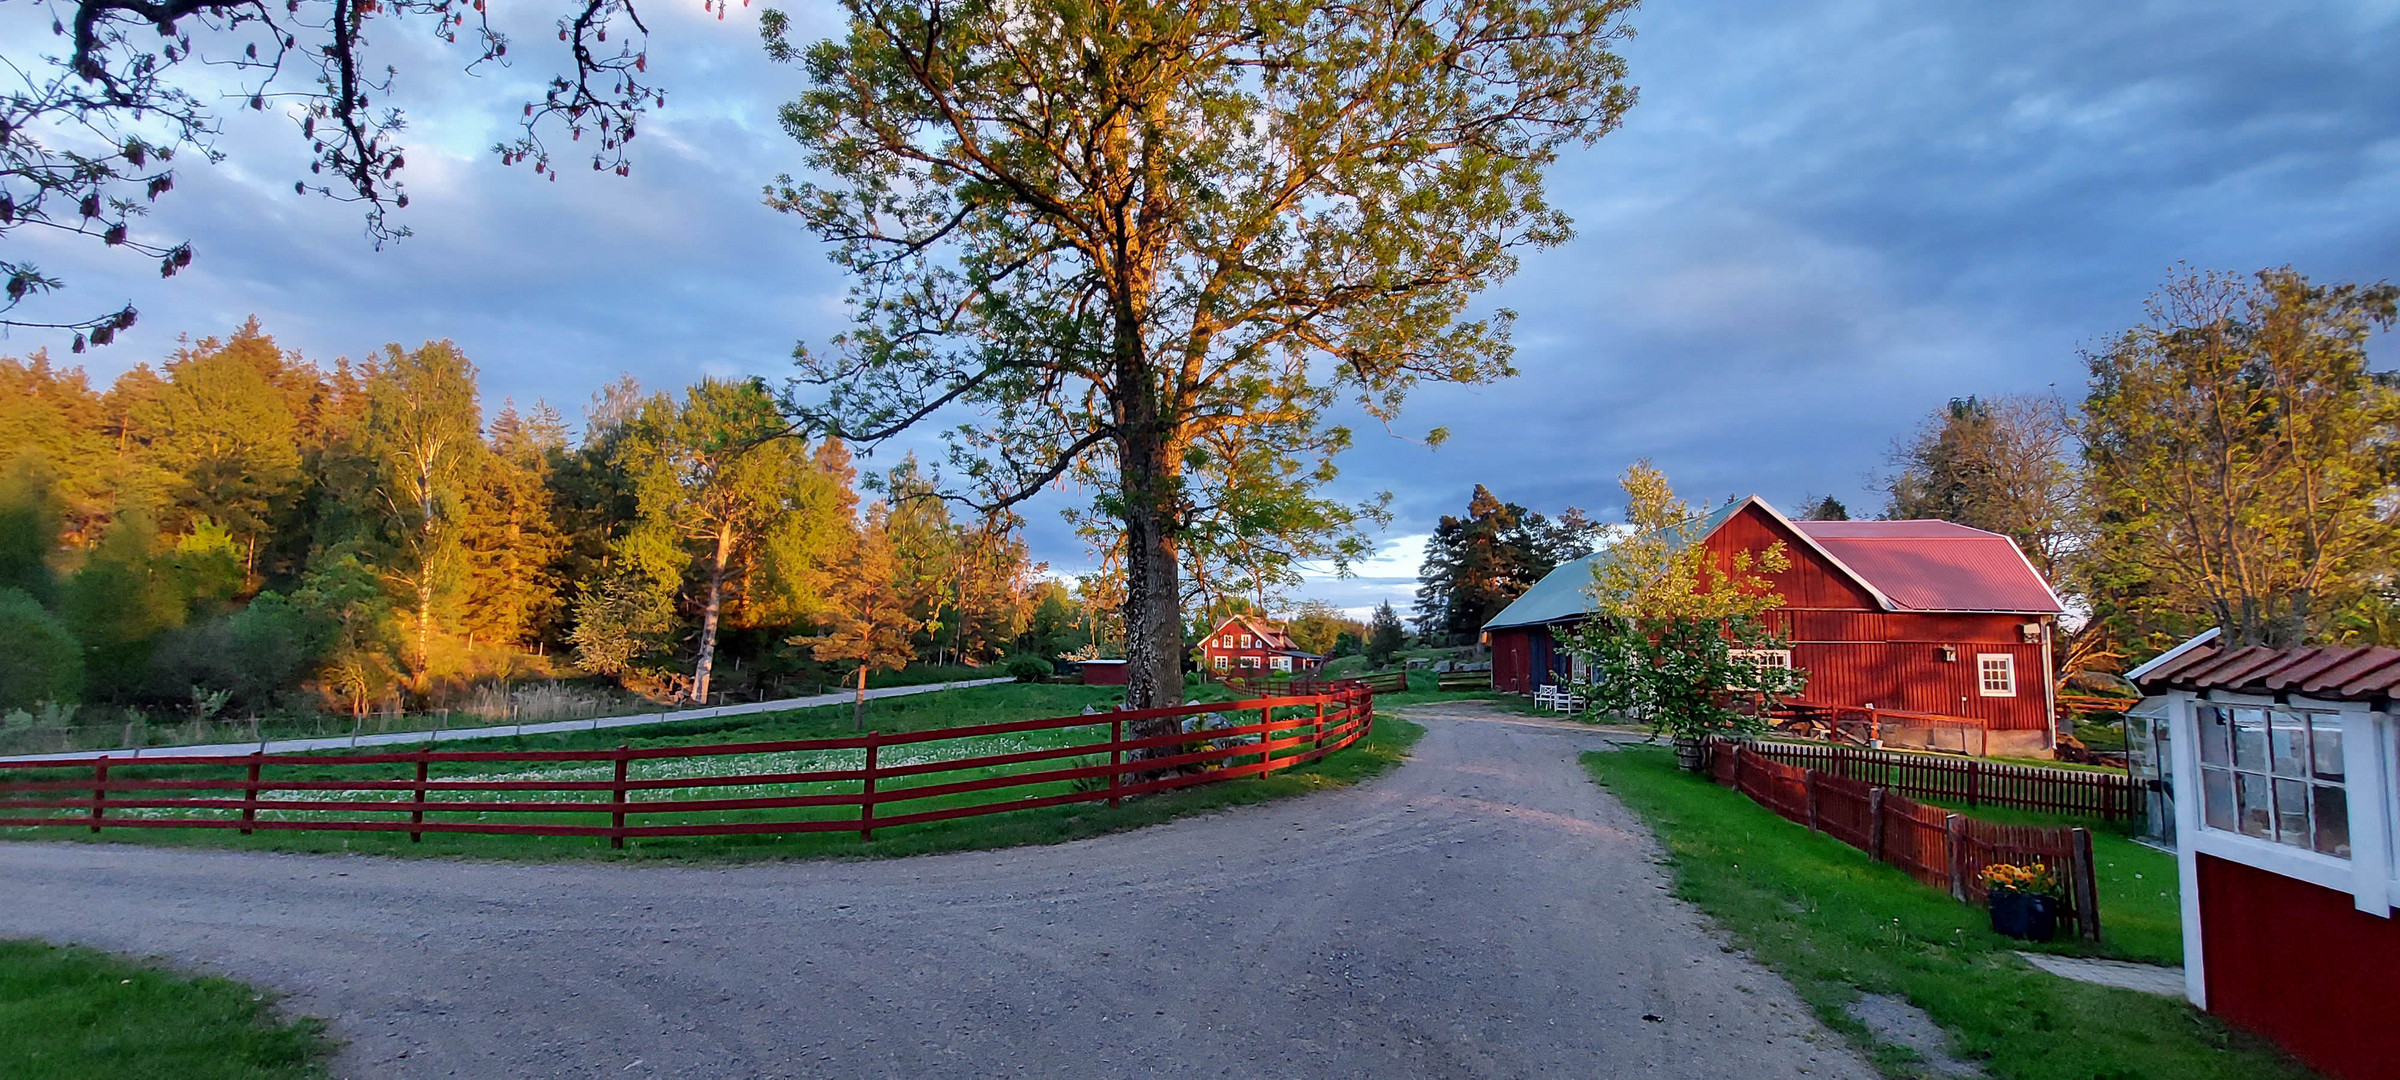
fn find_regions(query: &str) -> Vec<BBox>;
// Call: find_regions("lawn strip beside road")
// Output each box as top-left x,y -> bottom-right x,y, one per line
1582,744 -> 2311,1080
0,938 -> 329,1080
5,682 -> 1426,865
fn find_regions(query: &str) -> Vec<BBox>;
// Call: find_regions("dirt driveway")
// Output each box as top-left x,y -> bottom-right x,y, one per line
0,703 -> 1872,1079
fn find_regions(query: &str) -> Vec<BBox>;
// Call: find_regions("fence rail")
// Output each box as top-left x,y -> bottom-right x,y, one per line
1730,738 -> 2143,821
0,687 -> 1376,847
1709,739 -> 2102,941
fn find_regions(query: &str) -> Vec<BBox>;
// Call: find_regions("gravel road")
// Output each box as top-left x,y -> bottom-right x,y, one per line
0,703 -> 1872,1080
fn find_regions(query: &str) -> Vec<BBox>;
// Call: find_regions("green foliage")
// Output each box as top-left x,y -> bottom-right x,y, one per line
0,457 -> 63,603
1365,601 -> 1407,667
293,549 -> 402,716
1569,463 -> 1801,739
2081,267 -> 2400,649
1005,654 -> 1053,682
771,0 -> 1641,708
356,340 -> 487,684
62,513 -> 189,702
459,403 -> 571,649
144,592 -> 328,713
1413,485 -> 1598,644
1584,746 -> 2309,1080
1884,394 -> 2076,583
0,586 -> 82,708
0,939 -> 327,1080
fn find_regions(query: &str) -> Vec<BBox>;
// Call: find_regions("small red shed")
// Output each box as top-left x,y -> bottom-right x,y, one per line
1482,497 -> 2066,756
2132,637 -> 2400,1080
1197,614 -> 1324,680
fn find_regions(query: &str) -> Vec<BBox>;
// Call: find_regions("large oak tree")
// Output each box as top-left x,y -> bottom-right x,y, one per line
771,0 -> 1640,712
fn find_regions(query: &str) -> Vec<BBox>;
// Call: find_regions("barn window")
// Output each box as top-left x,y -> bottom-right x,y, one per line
1212,655 -> 1229,672
2196,704 -> 2348,857
1977,654 -> 2016,697
1727,650 -> 1792,690
1273,656 -> 1292,672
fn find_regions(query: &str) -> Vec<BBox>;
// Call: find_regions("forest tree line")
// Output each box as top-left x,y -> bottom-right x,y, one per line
0,320 -> 1122,717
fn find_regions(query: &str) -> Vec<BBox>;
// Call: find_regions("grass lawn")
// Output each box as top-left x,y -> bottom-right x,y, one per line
0,940 -> 328,1080
9,682 -> 1425,865
1582,744 -> 2312,1080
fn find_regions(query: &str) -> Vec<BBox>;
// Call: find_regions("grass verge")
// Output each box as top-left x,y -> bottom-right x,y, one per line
12,683 -> 1424,866
1581,744 -> 2312,1080
0,939 -> 328,1080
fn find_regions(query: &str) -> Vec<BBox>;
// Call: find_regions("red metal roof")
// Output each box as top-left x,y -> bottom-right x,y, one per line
2134,643 -> 2400,704
1790,520 -> 2063,614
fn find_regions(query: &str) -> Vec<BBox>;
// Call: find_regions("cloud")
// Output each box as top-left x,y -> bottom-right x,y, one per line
6,0 -> 2396,614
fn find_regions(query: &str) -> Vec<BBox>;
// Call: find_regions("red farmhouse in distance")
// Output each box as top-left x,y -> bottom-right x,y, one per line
1482,496 -> 2068,757
1199,614 -> 1325,679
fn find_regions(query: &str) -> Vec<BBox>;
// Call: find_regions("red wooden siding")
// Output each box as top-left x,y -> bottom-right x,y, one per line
2198,854 -> 2400,1080
1492,629 -> 1532,693
1707,508 -> 1881,611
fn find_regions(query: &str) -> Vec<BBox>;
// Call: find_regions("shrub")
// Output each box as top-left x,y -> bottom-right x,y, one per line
1005,655 -> 1053,683
0,587 -> 82,709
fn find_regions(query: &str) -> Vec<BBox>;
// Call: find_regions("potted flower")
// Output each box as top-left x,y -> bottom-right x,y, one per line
1980,862 -> 2061,942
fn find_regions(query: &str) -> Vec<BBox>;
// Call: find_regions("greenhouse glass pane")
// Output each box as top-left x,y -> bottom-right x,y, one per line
2312,785 -> 2349,857
2311,716 -> 2345,782
2236,772 -> 2273,838
2198,706 -> 2231,766
2232,709 -> 2269,771
2201,768 -> 2235,832
2273,777 -> 2309,846
2269,712 -> 2308,778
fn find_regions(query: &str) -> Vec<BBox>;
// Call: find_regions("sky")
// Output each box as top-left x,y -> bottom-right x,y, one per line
8,0 -> 2398,619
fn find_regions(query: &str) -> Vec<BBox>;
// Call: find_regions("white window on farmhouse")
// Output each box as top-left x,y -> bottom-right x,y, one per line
1241,634 -> 1253,648
1212,655 -> 1229,672
1977,654 -> 2015,697
1273,656 -> 1292,672
2196,704 -> 2348,857
1726,649 -> 1791,691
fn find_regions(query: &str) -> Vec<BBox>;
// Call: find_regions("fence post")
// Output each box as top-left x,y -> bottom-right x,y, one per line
609,744 -> 630,850
1730,742 -> 1745,791
1866,788 -> 1886,863
1965,758 -> 1981,807
1314,699 -> 1326,759
1833,745 -> 1848,783
1109,718 -> 1123,808
89,757 -> 107,833
2070,827 -> 2103,942
860,733 -> 879,842
240,753 -> 262,836
410,749 -> 429,843
1803,770 -> 1820,832
1944,813 -> 1967,901
1260,705 -> 1274,773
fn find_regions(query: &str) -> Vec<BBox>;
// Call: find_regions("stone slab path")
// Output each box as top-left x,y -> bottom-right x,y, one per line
0,701 -> 1873,1080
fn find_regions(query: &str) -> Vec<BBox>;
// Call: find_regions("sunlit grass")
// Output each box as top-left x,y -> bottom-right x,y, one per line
0,940 -> 328,1080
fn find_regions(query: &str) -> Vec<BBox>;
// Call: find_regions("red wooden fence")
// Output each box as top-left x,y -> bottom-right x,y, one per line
0,687 -> 1375,847
1730,738 -> 2143,821
1709,739 -> 2103,941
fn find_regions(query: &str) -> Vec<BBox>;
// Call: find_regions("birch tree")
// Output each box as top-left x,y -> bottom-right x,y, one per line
770,0 -> 1641,714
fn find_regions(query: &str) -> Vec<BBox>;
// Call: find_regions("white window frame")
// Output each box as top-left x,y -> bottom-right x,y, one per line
1241,634 -> 1253,648
1726,649 -> 1792,692
1273,655 -> 1292,673
1212,655 -> 1229,672
1977,653 -> 2016,697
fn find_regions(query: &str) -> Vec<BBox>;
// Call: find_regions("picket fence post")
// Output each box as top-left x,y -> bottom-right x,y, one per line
609,744 -> 630,850
2070,827 -> 2103,942
1944,813 -> 1968,900
860,733 -> 880,842
241,752 -> 262,836
1108,718 -> 1124,808
89,757 -> 107,833
1803,771 -> 1820,832
1866,788 -> 1886,863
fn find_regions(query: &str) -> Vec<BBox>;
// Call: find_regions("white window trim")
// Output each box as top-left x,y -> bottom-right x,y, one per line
1212,655 -> 1229,671
1976,653 -> 2016,697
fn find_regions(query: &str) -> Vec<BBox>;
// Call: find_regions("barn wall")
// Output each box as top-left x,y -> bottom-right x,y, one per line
2199,854 -> 2400,1080
1706,507 -> 1882,610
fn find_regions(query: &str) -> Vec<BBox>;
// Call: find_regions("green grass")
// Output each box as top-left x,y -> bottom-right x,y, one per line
1904,800 -> 2181,965
1582,745 -> 2312,1080
0,940 -> 328,1080
10,683 -> 1424,865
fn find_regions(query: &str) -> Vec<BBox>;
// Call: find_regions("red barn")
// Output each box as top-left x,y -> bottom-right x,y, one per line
1482,496 -> 2066,756
2132,637 -> 2400,1080
1198,614 -> 1325,680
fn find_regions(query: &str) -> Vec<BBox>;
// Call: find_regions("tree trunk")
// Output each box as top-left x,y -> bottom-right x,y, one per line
692,528 -> 732,704
854,664 -> 867,731
1118,427 -> 1184,717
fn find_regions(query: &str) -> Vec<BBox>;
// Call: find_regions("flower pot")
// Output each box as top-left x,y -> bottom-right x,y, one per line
1674,737 -> 1710,773
1988,890 -> 2058,942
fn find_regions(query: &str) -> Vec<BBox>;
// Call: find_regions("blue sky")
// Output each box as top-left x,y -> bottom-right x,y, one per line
7,0 -> 2397,617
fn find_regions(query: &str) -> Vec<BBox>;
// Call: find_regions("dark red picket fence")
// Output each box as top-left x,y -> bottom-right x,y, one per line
0,687 -> 1374,846
1709,738 -> 2103,940
1730,737 -> 2143,821
1227,670 -> 1407,696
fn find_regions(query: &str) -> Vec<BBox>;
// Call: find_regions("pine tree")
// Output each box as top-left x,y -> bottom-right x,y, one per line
460,402 -> 570,651
795,505 -> 924,729
1366,601 -> 1407,668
